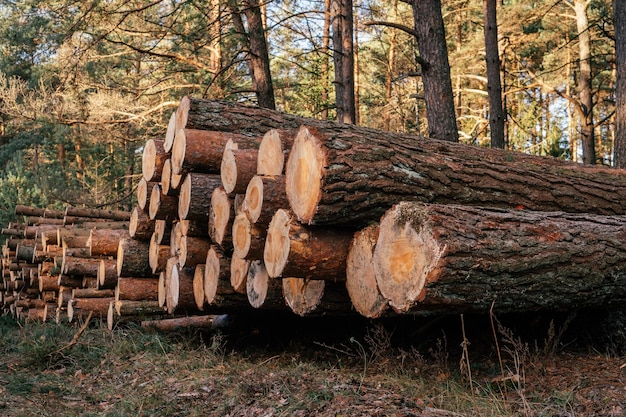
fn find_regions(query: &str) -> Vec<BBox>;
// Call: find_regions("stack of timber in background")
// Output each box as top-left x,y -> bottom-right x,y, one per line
5,97 -> 626,330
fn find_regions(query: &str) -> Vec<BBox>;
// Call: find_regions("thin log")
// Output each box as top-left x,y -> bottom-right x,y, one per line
141,315 -> 215,332
193,264 -> 205,311
178,219 -> 208,238
149,183 -> 179,221
58,229 -> 91,248
171,128 -> 259,175
177,173 -> 221,221
68,297 -> 113,322
137,178 -> 158,212
153,219 -> 171,244
115,300 -> 164,316
232,213 -> 266,260
178,236 -> 211,268
263,209 -> 353,281
208,186 -> 235,251
345,224 -> 388,318
243,175 -> 288,225
164,111 -> 178,152
15,205 -> 65,219
73,288 -> 115,298
167,264 -> 197,314
129,206 -> 155,240
161,158 -> 184,196
246,260 -> 285,309
39,274 -> 60,292
65,206 -> 130,221
230,254 -> 250,295
116,238 -> 152,278
142,138 -> 168,182
221,146 -> 259,195
98,259 -> 119,289
62,256 -> 101,277
149,233 -> 171,274
88,228 -> 130,257
116,277 -> 159,301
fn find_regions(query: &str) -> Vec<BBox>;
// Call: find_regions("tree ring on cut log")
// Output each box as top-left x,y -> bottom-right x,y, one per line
264,209 -> 292,277
258,129 -> 284,175
204,247 -> 220,304
346,224 -> 389,318
164,111 -> 178,152
373,202 -> 445,313
282,277 -> 325,316
244,176 -> 263,223
285,126 -> 325,224
232,213 -> 251,259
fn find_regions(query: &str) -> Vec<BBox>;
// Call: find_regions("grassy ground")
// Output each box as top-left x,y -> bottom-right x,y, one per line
0,310 -> 625,416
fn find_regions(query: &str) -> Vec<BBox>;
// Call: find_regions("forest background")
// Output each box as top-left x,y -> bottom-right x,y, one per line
0,0 -> 622,226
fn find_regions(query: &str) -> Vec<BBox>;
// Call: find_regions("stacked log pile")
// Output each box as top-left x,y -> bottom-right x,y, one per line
5,97 -> 626,329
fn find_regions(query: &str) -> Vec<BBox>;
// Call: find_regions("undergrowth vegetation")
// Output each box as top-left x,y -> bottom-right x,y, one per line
0,311 -> 625,416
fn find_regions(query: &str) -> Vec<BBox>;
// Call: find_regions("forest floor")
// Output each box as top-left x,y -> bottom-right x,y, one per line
0,309 -> 625,417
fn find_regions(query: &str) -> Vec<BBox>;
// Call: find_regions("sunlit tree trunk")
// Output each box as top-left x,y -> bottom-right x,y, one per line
573,0 -> 595,164
331,0 -> 356,124
614,0 -> 626,168
483,0 -> 505,148
411,0 -> 458,142
321,0 -> 331,119
384,0 -> 398,131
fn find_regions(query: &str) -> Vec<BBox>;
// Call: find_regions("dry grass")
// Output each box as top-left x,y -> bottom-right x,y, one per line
0,310 -> 625,416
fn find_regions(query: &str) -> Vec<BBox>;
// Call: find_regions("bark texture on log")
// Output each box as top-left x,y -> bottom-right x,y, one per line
129,207 -> 155,240
346,224 -> 388,318
264,209 -> 353,280
142,139 -> 167,182
285,125 -> 626,226
374,202 -> 626,314
65,207 -> 130,221
243,175 -> 288,225
178,173 -> 222,221
221,148 -> 259,194
116,277 -> 159,301
141,315 -> 215,331
88,229 -> 130,257
98,259 -> 119,289
117,238 -> 152,278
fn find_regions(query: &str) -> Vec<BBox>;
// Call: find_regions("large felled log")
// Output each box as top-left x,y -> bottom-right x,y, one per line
116,238 -> 152,278
372,202 -> 626,314
263,209 -> 353,280
345,224 -> 388,319
285,125 -> 626,226
88,229 -> 130,257
65,206 -> 130,222
243,175 -> 288,225
142,138 -> 167,182
171,129 -> 259,175
177,173 -> 222,221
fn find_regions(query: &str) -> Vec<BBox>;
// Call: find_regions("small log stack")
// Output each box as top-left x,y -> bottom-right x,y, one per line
5,97 -> 626,330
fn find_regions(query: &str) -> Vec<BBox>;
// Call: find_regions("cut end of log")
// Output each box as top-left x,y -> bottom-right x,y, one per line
142,139 -> 157,182
167,262 -> 180,314
178,174 -> 192,220
282,278 -> 325,317
204,247 -> 220,304
149,183 -> 163,221
164,111 -> 178,152
285,126 -> 325,224
158,271 -> 166,308
193,265 -> 205,311
372,202 -> 445,312
246,260 -> 270,308
244,176 -> 263,223
210,186 -> 231,245
137,178 -> 151,211
232,213 -> 252,259
171,128 -> 186,175
230,255 -> 250,294
220,146 -> 238,195
176,96 -> 190,132
258,129 -> 285,176
116,238 -> 125,277
263,209 -> 291,278
346,224 -> 388,318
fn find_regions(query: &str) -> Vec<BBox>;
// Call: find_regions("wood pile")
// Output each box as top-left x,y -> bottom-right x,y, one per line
4,97 -> 626,330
